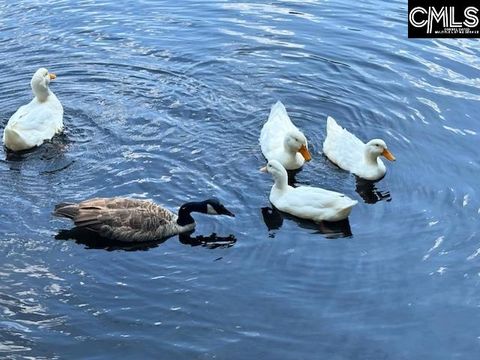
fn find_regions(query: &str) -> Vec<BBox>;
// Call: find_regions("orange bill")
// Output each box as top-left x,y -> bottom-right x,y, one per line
49,73 -> 57,80
298,144 -> 312,161
260,166 -> 268,173
382,149 -> 396,161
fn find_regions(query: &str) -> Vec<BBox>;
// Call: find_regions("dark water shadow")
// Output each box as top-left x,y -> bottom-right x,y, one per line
3,132 -> 70,160
261,206 -> 352,238
286,169 -> 301,187
178,232 -> 236,249
55,227 -> 236,252
355,177 -> 391,204
261,206 -> 284,230
2,133 -> 73,173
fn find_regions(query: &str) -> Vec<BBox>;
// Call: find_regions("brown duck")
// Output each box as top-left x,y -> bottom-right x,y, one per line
53,197 -> 234,243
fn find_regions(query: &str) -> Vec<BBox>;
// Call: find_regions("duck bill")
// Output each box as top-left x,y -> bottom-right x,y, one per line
382,149 -> 396,161
259,166 -> 268,173
49,73 -> 56,80
298,145 -> 312,161
221,207 -> 235,217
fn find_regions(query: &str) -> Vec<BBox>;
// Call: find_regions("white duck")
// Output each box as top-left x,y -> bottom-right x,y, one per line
260,101 -> 311,170
323,117 -> 395,181
3,68 -> 63,152
261,160 -> 357,222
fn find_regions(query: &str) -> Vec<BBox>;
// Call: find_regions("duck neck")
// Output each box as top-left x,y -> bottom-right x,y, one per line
273,172 -> 288,191
177,201 -> 206,226
32,83 -> 50,103
364,148 -> 379,166
283,142 -> 298,159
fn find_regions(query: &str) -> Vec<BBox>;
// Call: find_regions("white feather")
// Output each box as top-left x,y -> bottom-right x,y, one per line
323,116 -> 393,180
3,68 -> 63,151
265,160 -> 357,222
206,204 -> 217,215
260,101 -> 310,170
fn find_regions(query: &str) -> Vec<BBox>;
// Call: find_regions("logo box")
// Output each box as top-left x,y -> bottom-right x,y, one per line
408,0 -> 480,38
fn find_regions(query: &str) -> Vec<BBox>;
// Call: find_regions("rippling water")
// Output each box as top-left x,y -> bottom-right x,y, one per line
1,0 -> 479,358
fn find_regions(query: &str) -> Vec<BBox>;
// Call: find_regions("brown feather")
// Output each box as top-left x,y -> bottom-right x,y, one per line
54,197 -> 180,242
53,203 -> 79,219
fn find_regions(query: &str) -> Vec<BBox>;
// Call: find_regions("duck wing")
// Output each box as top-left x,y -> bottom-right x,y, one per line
5,100 -> 63,148
323,116 -> 365,171
77,197 -> 162,211
260,101 -> 301,157
274,186 -> 357,222
282,186 -> 354,209
5,104 -> 31,128
54,198 -> 176,242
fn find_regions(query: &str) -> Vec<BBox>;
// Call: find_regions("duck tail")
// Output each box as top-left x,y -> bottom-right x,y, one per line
3,127 -> 29,152
326,116 -> 340,132
269,100 -> 287,118
53,203 -> 79,219
338,199 -> 358,219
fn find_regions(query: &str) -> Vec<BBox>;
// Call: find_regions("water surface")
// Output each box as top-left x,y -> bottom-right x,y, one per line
1,1 -> 479,359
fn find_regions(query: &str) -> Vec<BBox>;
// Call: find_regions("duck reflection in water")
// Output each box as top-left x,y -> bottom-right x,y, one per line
261,206 -> 352,238
286,169 -> 301,187
3,132 -> 73,174
55,227 -> 236,251
355,177 -> 391,204
4,131 -> 69,159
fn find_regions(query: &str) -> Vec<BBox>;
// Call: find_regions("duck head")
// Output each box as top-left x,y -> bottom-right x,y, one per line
260,159 -> 288,188
31,68 -> 56,102
284,131 -> 311,161
202,198 -> 235,217
365,139 -> 395,162
177,198 -> 235,226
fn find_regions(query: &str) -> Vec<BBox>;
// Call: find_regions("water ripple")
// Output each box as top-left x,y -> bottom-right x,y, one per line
0,0 -> 479,358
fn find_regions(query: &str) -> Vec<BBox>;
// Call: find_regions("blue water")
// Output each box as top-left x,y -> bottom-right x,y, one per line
1,0 -> 479,359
